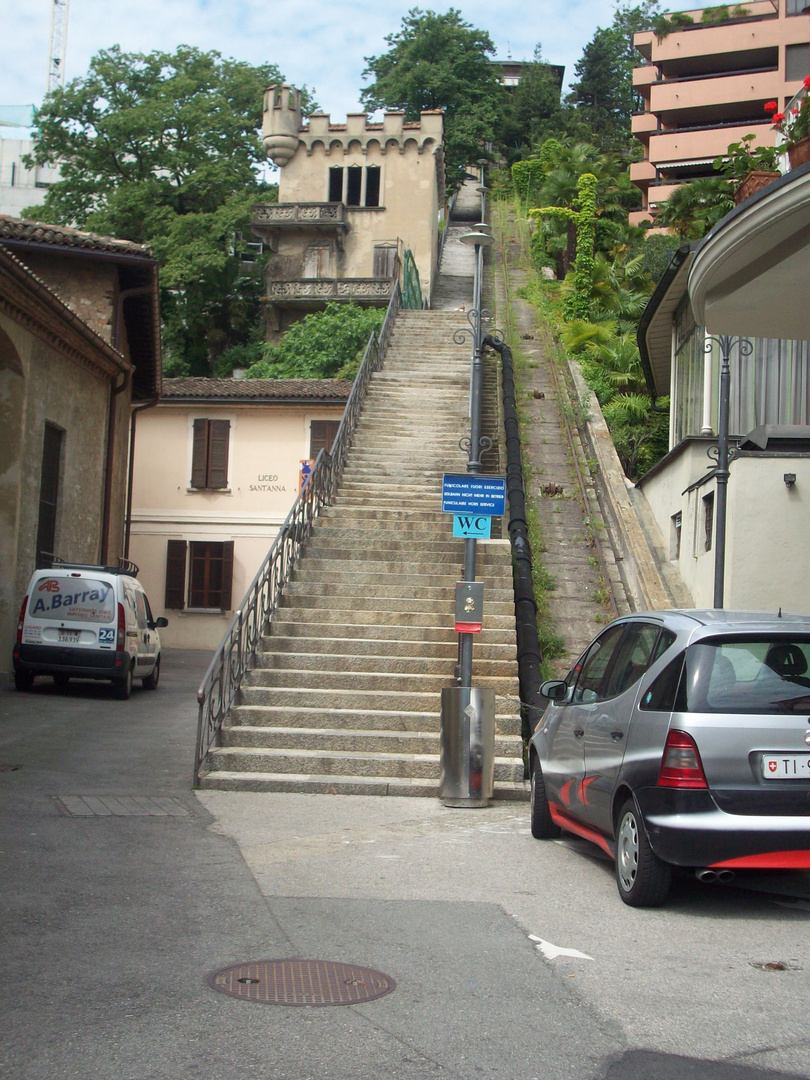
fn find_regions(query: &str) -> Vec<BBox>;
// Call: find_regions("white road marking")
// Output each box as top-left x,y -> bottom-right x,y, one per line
529,934 -> 594,961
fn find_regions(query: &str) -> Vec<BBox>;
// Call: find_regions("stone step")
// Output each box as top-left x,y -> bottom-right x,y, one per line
237,684 -> 518,712
244,667 -> 518,694
279,594 -> 516,617
221,726 -> 523,758
265,619 -> 516,643
283,581 -> 515,602
227,704 -> 523,736
202,746 -> 525,783
255,651 -> 517,677
260,635 -> 518,660
197,770 -> 529,800
271,605 -> 517,629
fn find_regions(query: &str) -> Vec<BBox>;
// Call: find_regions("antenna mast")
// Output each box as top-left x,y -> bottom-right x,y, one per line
46,0 -> 70,96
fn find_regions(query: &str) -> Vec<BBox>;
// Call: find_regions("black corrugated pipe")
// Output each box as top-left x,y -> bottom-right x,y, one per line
483,334 -> 544,743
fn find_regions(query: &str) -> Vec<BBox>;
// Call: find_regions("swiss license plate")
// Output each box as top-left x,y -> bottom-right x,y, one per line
762,754 -> 810,779
58,629 -> 80,644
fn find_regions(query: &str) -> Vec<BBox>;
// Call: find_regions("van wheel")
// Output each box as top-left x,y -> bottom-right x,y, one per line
142,655 -> 160,691
14,671 -> 33,692
114,663 -> 134,700
53,674 -> 70,690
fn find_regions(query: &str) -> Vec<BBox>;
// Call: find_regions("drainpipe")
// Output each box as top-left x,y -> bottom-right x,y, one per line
110,285 -> 160,565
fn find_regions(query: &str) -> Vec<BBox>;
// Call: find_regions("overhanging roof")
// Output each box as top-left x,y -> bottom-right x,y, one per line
689,160 -> 810,340
637,244 -> 693,400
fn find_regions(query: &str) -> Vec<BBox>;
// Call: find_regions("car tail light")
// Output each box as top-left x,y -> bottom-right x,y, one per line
658,729 -> 708,789
117,602 -> 126,650
16,595 -> 28,645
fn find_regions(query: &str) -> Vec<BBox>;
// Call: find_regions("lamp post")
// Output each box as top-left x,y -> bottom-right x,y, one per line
704,333 -> 752,608
456,223 -> 494,688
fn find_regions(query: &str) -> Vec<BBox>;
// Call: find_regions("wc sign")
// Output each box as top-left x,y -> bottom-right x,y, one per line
442,474 -> 506,540
453,514 -> 491,539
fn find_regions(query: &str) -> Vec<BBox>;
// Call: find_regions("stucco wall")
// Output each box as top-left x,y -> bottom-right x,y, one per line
639,445 -> 810,611
128,401 -> 345,649
0,313 -> 112,669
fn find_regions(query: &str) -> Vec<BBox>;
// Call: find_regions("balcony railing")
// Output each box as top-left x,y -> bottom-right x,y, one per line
267,278 -> 395,302
252,203 -> 348,228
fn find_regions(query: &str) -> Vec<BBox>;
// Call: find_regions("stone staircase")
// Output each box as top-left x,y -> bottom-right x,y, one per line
197,308 -> 527,798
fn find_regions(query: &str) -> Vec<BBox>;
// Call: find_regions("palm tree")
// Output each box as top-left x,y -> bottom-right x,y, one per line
655,177 -> 734,241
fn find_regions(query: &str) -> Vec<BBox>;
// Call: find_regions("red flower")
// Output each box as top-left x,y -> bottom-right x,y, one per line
772,112 -> 786,124
764,100 -> 778,113
803,75 -> 810,90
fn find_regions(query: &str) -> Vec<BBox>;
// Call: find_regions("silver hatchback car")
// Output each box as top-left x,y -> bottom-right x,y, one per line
529,610 -> 810,907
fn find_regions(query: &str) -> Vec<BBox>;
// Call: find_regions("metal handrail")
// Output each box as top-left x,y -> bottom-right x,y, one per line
193,279 -> 403,784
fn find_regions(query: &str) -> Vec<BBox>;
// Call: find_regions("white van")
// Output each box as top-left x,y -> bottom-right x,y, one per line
12,561 -> 167,698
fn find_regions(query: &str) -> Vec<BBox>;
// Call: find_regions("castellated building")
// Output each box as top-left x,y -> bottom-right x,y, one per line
251,86 -> 445,341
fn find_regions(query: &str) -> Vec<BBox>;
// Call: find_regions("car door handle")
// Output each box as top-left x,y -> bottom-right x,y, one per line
574,728 -> 585,739
610,730 -> 624,741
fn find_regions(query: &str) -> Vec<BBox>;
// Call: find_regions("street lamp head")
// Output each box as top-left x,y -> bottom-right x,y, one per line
459,231 -> 494,248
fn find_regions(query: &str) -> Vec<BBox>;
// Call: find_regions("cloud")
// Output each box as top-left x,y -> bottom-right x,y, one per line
0,0 -> 619,126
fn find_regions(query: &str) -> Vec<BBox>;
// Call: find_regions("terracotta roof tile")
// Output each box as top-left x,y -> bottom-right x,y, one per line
0,215 -> 152,257
161,377 -> 353,402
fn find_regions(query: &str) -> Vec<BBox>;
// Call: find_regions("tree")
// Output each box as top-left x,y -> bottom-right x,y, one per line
361,8 -> 504,193
655,177 -> 734,240
24,46 -> 303,374
567,2 -> 661,153
501,45 -> 563,157
245,304 -> 385,380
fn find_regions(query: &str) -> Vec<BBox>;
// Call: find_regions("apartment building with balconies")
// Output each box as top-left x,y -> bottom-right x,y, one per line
630,0 -> 809,225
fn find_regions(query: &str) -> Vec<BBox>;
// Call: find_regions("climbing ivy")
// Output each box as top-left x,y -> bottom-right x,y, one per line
531,173 -> 598,321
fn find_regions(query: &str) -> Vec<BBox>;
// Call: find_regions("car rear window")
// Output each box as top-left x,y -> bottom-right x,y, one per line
28,578 -> 115,623
677,638 -> 810,714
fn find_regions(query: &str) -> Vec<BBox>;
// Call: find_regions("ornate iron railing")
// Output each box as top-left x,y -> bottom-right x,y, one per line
193,281 -> 402,784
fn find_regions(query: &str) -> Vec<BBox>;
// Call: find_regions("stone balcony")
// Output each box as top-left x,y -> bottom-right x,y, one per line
251,203 -> 349,249
266,277 -> 394,306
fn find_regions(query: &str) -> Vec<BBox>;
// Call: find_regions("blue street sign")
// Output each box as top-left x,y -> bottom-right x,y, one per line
442,474 -> 506,516
453,514 -> 492,539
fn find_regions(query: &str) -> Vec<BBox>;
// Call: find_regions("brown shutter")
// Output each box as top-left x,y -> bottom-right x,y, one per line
191,419 -> 208,488
165,540 -> 187,609
309,420 -> 340,459
207,420 -> 230,489
220,540 -> 235,611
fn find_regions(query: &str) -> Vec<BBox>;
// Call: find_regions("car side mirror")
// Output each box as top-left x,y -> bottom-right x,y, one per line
540,679 -> 569,702
153,617 -> 169,628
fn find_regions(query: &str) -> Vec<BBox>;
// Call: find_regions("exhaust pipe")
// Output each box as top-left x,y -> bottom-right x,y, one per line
696,869 -> 718,883
696,868 -> 736,884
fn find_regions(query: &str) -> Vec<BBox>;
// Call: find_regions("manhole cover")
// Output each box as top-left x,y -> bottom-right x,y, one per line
207,959 -> 396,1006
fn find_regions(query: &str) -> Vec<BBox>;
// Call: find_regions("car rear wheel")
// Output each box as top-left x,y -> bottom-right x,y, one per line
114,662 -> 134,700
530,756 -> 560,839
53,674 -> 70,690
615,799 -> 672,908
142,655 -> 160,690
14,671 -> 33,692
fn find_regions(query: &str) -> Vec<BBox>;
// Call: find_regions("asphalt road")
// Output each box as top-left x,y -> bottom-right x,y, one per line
1,652 -> 809,1080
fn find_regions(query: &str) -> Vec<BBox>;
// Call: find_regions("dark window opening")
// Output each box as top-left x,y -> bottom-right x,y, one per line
365,166 -> 381,207
328,166 -> 344,202
36,423 -> 63,567
346,165 -> 363,206
786,42 -> 810,81
191,418 -> 230,489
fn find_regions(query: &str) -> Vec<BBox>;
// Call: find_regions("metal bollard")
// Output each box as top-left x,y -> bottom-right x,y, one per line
439,686 -> 495,807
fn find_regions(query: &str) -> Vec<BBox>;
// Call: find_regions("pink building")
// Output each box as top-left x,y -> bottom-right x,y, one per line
631,1 -> 809,225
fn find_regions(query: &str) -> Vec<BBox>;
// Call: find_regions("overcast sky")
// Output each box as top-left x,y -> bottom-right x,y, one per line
3,0 -> 627,131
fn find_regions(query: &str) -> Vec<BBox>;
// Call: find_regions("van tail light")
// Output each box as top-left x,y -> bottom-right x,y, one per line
16,595 -> 28,645
658,729 -> 708,789
117,602 -> 126,650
